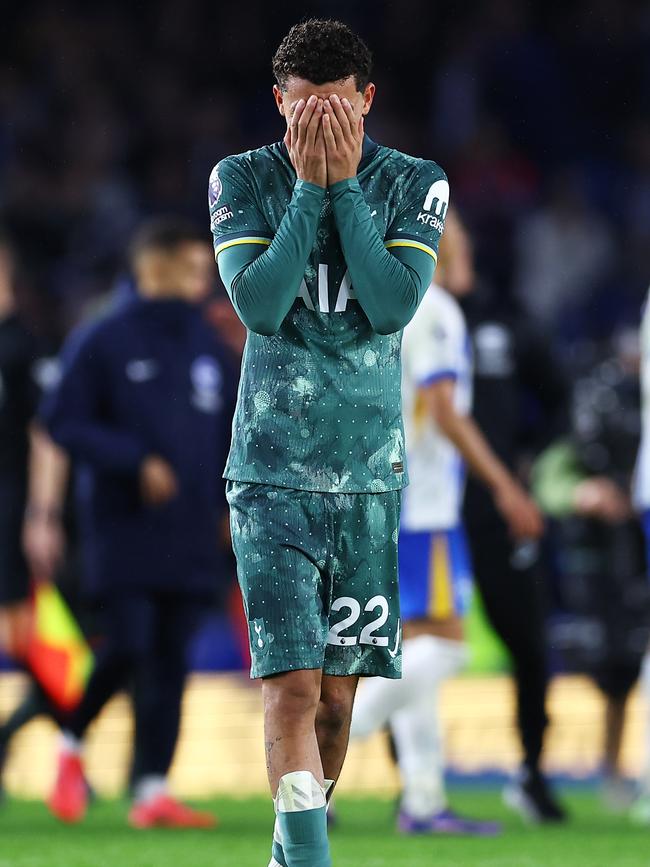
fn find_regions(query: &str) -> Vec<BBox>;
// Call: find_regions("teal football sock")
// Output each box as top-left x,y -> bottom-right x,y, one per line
271,778 -> 333,867
275,772 -> 331,867
278,806 -> 329,866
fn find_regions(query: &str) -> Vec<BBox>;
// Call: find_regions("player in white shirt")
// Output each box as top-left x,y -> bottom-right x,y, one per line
632,287 -> 650,824
351,209 -> 542,834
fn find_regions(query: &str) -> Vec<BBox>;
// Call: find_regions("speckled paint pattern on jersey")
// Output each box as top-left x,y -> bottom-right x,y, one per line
227,480 -> 402,679
210,139 -> 447,494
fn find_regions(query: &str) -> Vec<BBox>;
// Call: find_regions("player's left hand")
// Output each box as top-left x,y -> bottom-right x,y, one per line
322,94 -> 364,185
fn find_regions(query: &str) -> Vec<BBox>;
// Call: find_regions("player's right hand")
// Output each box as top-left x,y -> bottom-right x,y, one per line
140,455 -> 179,507
494,480 -> 544,540
284,96 -> 326,188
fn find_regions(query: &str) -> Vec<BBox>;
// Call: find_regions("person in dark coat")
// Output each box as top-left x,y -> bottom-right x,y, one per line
42,218 -> 236,828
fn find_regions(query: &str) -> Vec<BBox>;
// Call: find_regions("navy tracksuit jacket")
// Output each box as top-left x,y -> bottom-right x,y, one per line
41,296 -> 237,599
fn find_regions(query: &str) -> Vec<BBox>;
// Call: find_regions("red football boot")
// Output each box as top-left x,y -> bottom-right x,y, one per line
128,794 -> 217,829
48,751 -> 88,823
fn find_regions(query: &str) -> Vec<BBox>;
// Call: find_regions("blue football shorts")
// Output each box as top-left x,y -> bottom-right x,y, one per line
398,524 -> 473,621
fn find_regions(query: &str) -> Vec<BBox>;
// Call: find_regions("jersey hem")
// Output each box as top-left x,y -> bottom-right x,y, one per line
399,521 -> 461,535
224,472 -> 407,495
418,369 -> 458,387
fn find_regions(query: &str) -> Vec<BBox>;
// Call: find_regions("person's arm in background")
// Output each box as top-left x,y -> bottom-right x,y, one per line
324,95 -> 448,333
422,377 -> 543,539
532,440 -> 631,523
41,327 -> 177,506
211,97 -> 326,336
22,425 -> 68,582
41,327 -> 148,473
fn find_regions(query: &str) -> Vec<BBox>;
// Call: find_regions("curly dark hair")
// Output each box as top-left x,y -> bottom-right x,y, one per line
272,19 -> 372,92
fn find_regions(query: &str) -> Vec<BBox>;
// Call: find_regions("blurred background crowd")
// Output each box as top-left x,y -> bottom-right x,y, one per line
1,0 -> 649,344
1,0 -> 650,816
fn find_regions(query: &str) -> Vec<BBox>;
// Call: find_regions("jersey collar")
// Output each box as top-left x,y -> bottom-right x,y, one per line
360,134 -> 379,165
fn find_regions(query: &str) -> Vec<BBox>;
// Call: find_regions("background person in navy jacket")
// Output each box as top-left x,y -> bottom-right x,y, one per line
41,218 -> 236,829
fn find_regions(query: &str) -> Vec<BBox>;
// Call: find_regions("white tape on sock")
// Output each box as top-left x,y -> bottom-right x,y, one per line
276,771 -> 326,813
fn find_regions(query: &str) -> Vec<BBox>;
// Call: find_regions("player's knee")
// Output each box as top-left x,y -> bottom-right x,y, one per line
316,701 -> 348,738
318,687 -> 354,736
264,671 -> 321,721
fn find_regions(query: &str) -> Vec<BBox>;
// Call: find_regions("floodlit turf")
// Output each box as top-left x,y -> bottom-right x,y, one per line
0,789 -> 647,867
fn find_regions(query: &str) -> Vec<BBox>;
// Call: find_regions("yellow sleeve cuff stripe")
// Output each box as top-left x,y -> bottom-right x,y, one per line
385,239 -> 438,262
214,237 -> 272,258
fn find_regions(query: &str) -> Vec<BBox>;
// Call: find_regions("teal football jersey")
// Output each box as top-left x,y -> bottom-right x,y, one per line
209,138 -> 448,494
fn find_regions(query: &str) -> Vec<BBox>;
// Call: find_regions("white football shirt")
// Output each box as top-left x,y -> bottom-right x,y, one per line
401,283 -> 473,531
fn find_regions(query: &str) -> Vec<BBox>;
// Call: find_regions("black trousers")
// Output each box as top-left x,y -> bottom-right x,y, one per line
68,590 -> 203,780
466,520 -> 549,771
0,476 -> 29,604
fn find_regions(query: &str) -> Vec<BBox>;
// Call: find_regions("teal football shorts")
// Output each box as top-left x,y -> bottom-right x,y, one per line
226,481 -> 403,680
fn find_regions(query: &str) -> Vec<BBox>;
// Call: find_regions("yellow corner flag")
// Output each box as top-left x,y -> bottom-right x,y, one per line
26,583 -> 93,712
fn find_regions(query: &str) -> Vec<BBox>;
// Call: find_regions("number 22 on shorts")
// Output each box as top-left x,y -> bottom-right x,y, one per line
327,595 -> 395,648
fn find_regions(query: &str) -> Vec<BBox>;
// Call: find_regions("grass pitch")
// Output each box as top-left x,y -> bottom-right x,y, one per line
0,789 -> 647,867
